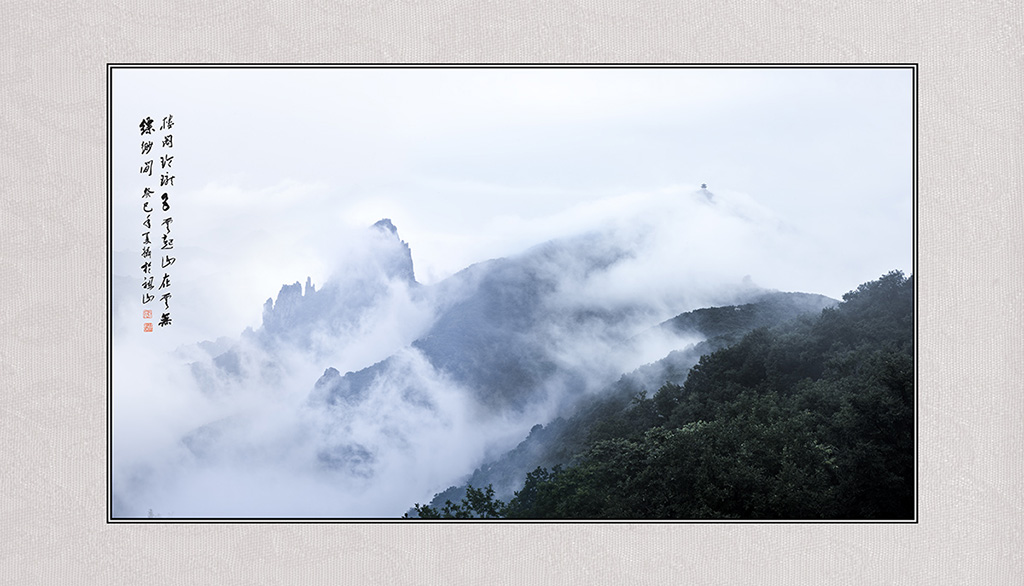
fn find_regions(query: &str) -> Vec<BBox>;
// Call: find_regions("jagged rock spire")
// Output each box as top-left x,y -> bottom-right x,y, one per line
371,218 -> 416,284
372,218 -> 399,236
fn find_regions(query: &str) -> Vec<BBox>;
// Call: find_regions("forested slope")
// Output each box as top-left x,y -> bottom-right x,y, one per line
408,271 -> 914,520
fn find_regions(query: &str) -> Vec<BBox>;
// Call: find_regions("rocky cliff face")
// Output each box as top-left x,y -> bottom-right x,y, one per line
371,218 -> 416,284
193,219 -> 424,389
257,219 -> 418,345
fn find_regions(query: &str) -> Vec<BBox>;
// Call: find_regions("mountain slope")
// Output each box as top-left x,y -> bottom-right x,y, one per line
311,228 -> 736,413
410,271 -> 913,520
416,289 -> 839,511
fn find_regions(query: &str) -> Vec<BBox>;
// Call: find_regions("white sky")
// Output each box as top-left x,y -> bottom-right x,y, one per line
111,66 -> 913,347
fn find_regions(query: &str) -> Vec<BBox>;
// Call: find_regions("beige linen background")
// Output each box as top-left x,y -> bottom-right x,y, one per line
1,2 -> 1021,584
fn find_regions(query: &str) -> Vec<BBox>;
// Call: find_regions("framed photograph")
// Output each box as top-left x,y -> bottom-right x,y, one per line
108,65 -> 914,521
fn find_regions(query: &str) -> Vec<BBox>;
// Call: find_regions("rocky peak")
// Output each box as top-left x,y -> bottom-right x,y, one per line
262,280 -> 309,334
259,218 -> 417,338
372,218 -> 399,237
371,218 -> 416,284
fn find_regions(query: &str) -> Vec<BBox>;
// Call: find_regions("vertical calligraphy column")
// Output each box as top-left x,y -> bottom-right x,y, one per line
139,116 -> 156,331
157,114 -> 175,328
138,114 -> 177,331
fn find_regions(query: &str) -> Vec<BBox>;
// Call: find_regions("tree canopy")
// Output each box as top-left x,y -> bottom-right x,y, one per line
407,271 -> 914,520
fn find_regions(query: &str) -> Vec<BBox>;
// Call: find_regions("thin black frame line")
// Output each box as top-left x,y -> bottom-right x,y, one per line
110,514 -> 914,524
106,64 -> 114,523
912,64 -> 920,524
106,63 -> 918,69
113,519 -> 911,524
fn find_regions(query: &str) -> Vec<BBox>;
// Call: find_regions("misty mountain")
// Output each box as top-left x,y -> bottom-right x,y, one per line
186,217 -> 829,502
148,210 -> 853,519
410,271 -> 913,520
416,290 -> 838,511
308,222 -> 808,417
189,218 -> 420,389
315,231 -> 651,412
259,217 -> 418,343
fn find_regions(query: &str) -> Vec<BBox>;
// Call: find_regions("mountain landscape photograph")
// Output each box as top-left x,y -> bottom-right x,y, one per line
109,65 -> 914,520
